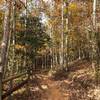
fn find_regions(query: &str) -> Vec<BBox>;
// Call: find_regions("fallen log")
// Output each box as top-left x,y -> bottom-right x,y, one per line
3,72 -> 27,84
2,79 -> 28,99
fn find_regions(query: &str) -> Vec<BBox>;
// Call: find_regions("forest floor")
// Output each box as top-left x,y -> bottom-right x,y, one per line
12,60 -> 100,100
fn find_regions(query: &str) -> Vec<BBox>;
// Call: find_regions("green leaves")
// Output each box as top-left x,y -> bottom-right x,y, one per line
16,16 -> 51,57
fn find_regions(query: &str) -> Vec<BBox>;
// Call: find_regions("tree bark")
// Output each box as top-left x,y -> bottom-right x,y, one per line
0,1 -> 11,99
92,0 -> 100,85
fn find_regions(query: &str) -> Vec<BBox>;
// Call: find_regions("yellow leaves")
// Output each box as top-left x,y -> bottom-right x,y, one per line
68,3 -> 78,12
64,7 -> 68,14
16,22 -> 21,30
37,47 -> 48,55
0,11 -> 4,19
15,44 -> 25,50
15,44 -> 32,50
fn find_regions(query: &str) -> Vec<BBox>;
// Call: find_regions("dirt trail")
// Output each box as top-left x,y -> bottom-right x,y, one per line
41,78 -> 66,100
39,61 -> 94,100
46,82 -> 64,100
12,60 -> 99,100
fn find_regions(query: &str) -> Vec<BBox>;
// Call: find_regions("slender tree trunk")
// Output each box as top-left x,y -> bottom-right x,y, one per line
42,54 -> 44,69
65,18 -> 68,69
92,0 -> 96,72
50,26 -> 53,69
11,0 -> 16,75
60,0 -> 64,68
3,28 -> 11,79
92,0 -> 100,85
23,0 -> 28,71
9,5 -> 16,95
0,1 -> 11,99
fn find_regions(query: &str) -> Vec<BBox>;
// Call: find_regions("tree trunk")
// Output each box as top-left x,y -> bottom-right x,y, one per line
92,0 -> 100,85
0,1 -> 11,99
60,0 -> 64,68
11,0 -> 16,75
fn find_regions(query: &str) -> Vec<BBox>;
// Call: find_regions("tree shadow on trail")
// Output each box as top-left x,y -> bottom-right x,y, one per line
10,75 -> 46,100
9,60 -> 97,100
51,60 -> 90,81
50,60 -> 97,100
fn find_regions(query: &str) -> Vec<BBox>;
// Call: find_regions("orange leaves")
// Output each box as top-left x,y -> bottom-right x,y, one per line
0,0 -> 4,4
54,0 -> 62,4
15,44 -> 32,50
0,11 -> 4,19
16,22 -> 22,31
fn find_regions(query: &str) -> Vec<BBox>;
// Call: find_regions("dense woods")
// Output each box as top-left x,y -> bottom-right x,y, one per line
0,0 -> 100,100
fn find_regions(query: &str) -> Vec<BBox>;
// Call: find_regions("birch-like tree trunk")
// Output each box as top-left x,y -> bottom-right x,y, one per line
8,1 -> 16,99
0,1 -> 11,99
11,0 -> 16,75
23,0 -> 27,70
92,0 -> 96,69
60,0 -> 64,68
92,0 -> 100,85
